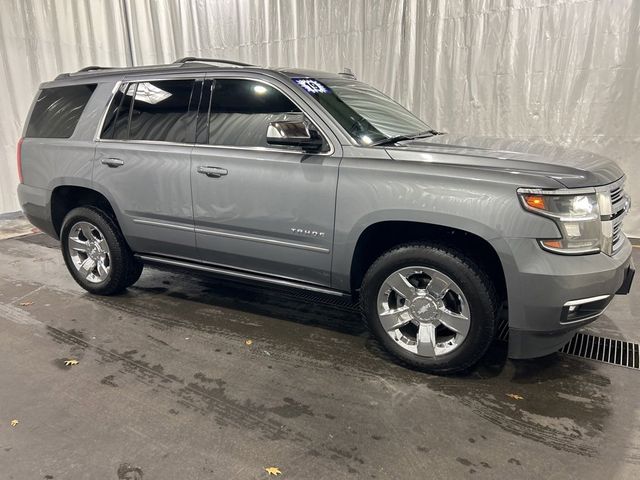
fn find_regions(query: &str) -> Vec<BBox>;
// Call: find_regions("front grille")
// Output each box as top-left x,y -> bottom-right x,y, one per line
610,185 -> 624,204
609,181 -> 629,253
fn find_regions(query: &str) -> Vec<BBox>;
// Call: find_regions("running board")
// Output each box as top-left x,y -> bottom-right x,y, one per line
135,254 -> 350,298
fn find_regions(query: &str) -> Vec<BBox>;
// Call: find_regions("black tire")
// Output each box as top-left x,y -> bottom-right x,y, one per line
360,242 -> 498,375
60,206 -> 143,295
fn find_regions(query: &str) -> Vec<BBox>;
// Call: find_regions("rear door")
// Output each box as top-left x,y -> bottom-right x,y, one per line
93,74 -> 202,259
190,75 -> 342,286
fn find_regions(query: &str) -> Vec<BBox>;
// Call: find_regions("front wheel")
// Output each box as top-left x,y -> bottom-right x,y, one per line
60,206 -> 143,295
361,243 -> 498,374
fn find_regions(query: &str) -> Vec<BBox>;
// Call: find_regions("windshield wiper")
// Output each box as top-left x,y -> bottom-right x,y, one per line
371,129 -> 444,147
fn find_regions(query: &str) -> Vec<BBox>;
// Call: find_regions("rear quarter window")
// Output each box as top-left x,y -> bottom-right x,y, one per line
100,80 -> 196,143
25,84 -> 97,138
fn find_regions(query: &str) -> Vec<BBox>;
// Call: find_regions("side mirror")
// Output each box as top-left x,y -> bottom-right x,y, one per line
266,119 -> 324,152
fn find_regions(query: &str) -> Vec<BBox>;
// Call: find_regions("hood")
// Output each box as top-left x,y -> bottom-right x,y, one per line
385,134 -> 624,188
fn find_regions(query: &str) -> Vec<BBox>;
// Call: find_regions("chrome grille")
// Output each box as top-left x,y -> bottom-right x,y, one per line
610,186 -> 624,204
609,181 -> 629,253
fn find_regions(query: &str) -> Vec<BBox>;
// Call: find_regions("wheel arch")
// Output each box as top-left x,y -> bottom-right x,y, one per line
347,220 -> 508,308
50,185 -> 119,237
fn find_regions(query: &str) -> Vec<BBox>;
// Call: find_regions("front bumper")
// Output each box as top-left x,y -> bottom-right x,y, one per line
494,237 -> 634,359
616,259 -> 635,295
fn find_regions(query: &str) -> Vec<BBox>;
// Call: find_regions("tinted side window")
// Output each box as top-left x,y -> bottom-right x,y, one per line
208,79 -> 300,147
101,83 -> 134,140
26,84 -> 96,138
101,80 -> 196,143
129,80 -> 195,142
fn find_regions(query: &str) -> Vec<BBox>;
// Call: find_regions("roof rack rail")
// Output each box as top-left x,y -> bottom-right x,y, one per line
173,57 -> 255,67
76,65 -> 115,73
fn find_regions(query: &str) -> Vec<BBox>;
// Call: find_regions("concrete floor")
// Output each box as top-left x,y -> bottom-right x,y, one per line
0,223 -> 639,479
0,211 -> 39,240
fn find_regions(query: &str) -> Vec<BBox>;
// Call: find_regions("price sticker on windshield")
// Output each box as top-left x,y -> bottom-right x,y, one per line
293,78 -> 330,94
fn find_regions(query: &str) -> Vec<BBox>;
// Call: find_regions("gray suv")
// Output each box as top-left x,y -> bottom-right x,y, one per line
17,58 -> 635,374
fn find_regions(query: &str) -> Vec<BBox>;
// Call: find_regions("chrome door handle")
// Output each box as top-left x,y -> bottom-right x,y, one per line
101,157 -> 124,168
197,166 -> 228,178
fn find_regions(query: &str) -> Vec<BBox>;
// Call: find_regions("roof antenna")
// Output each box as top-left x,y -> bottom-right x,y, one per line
339,67 -> 356,80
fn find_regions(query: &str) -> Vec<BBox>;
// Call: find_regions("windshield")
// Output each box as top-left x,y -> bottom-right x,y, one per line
292,77 -> 430,146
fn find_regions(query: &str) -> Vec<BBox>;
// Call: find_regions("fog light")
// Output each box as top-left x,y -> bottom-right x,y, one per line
568,305 -> 578,313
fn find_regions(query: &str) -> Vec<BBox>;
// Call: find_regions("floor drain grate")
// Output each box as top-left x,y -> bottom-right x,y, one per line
497,317 -> 509,342
560,332 -> 640,369
280,290 -> 359,311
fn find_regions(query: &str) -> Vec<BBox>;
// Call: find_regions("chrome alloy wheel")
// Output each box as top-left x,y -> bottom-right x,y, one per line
376,266 -> 471,357
67,221 -> 111,284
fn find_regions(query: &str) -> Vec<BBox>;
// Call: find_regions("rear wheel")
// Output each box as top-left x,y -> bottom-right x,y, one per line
361,243 -> 497,374
61,207 -> 143,295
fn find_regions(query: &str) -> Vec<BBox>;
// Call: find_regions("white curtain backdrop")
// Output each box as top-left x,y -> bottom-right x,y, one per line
0,0 -> 130,214
1,0 -> 639,236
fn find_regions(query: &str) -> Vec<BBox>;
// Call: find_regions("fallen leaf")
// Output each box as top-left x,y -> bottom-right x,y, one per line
265,467 -> 281,476
506,393 -> 524,400
64,359 -> 79,367
245,339 -> 253,346
10,419 -> 19,427
19,301 -> 33,307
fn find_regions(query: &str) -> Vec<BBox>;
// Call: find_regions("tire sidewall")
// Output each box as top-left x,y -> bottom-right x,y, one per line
60,207 -> 126,294
362,244 -> 496,373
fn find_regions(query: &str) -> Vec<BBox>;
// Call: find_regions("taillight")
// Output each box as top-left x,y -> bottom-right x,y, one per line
17,137 -> 24,184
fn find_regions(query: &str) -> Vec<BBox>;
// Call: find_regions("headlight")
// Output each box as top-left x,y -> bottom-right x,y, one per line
518,189 -> 604,254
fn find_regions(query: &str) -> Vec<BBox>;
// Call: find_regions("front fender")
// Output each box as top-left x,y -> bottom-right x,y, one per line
330,157 -> 560,291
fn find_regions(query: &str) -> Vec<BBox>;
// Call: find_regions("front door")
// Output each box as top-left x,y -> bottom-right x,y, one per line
93,75 -> 201,259
190,77 -> 341,286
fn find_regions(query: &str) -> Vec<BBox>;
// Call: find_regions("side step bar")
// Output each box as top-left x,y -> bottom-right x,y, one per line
135,254 -> 350,298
